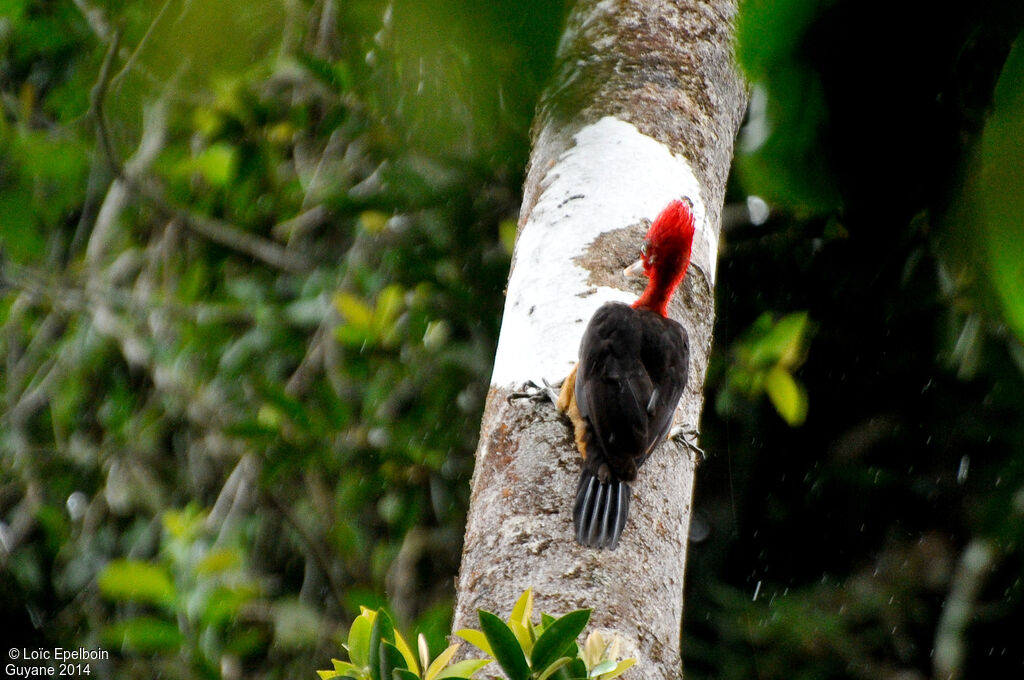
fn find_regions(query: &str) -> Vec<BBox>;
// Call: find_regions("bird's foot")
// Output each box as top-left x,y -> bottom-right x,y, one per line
507,378 -> 562,405
669,425 -> 706,462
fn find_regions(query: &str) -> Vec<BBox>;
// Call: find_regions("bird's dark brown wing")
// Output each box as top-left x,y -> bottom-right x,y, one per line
575,302 -> 651,481
636,309 -> 689,464
572,302 -> 689,549
575,303 -> 689,478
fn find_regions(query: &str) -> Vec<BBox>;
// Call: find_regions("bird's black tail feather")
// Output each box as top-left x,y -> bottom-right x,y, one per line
573,467 -> 631,550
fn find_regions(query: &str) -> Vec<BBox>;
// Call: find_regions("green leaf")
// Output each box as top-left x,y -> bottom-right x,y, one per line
769,312 -> 811,368
0,185 -> 43,262
374,284 -> 406,345
192,143 -> 238,187
764,365 -> 808,426
478,610 -> 530,680
499,218 -> 517,255
509,587 -> 534,629
369,610 -> 397,680
454,628 -> 492,657
335,293 -> 374,331
509,619 -> 534,657
196,547 -> 241,574
331,659 -> 360,677
392,628 -> 420,676
347,610 -> 376,668
530,609 -> 590,673
392,671 -> 419,680
734,0 -> 840,213
537,657 -> 572,680
560,659 -> 588,680
980,30 -> 1024,341
588,660 -> 616,677
359,210 -> 390,234
425,643 -> 460,680
97,559 -> 175,607
595,659 -> 635,680
742,312 -> 811,368
318,664 -> 360,680
102,616 -> 183,652
379,641 -> 408,680
433,658 -> 491,679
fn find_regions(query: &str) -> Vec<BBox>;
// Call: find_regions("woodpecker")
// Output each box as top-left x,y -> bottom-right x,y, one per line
559,199 -> 694,549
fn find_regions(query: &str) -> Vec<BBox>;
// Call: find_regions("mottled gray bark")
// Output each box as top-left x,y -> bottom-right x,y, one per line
453,1 -> 746,678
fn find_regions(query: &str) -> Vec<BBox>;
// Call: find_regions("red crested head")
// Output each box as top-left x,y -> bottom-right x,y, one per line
631,198 -> 696,316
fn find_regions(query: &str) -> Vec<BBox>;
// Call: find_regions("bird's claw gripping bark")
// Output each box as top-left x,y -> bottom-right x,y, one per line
507,378 -> 563,405
669,425 -> 705,461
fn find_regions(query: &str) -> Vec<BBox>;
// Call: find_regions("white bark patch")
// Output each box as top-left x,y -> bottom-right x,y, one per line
490,116 -> 715,388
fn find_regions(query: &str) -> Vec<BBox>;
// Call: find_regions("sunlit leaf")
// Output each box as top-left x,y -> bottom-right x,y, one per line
425,643 -> 460,680
347,609 -> 377,668
373,284 -> 406,338
97,559 -> 175,607
537,656 -> 572,680
509,619 -> 534,657
196,547 -> 241,574
184,143 -> 238,187
582,630 -> 621,670
360,211 -> 391,234
433,658 -> 491,679
499,218 -> 518,255
764,365 -> 808,426
392,627 -> 420,675
335,293 -> 375,330
509,587 -> 534,630
743,312 -> 811,369
331,659 -> 360,677
454,628 -> 493,657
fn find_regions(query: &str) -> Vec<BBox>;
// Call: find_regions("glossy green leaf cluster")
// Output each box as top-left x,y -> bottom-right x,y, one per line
317,607 -> 490,680
317,590 -> 634,680
455,589 -> 633,680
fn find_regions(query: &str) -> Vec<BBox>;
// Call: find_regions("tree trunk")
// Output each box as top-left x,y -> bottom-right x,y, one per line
452,1 -> 746,678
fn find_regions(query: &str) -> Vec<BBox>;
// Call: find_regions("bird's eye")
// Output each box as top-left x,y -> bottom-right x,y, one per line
640,242 -> 649,257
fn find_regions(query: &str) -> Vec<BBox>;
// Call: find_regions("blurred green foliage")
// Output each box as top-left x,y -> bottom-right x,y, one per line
688,2 -> 1024,679
1,0 -> 564,677
4,0 -> 1024,679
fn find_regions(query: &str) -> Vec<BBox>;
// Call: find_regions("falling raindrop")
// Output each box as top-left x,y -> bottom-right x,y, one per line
956,455 -> 970,485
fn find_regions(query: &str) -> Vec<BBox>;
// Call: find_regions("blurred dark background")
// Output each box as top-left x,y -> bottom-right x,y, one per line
1,0 -> 1023,678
